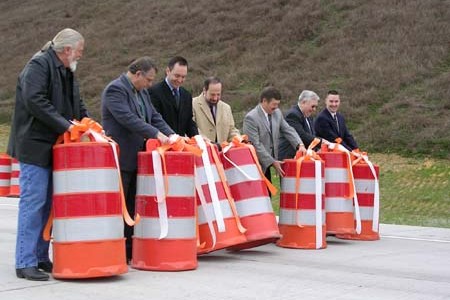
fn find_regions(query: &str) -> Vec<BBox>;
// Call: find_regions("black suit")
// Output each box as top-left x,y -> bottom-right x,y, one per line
314,109 -> 358,151
278,105 -> 316,160
148,80 -> 198,137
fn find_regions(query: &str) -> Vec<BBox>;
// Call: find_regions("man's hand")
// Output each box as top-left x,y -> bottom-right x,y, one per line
272,160 -> 285,177
297,144 -> 307,155
157,132 -> 170,144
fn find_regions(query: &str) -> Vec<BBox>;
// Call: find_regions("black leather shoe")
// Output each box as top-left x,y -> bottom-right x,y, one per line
38,261 -> 53,273
16,267 -> 49,281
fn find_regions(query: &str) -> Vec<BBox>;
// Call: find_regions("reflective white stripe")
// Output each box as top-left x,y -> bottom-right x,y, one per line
224,165 -> 261,186
53,169 -> 119,194
134,217 -> 196,239
281,178 -> 325,194
235,196 -> 274,218
53,216 -> 123,242
0,166 -> 11,172
194,165 -> 220,185
324,168 -> 348,183
325,197 -> 354,212
354,179 -> 376,193
358,207 -> 374,221
314,159 -> 323,249
136,175 -> 195,197
10,177 -> 19,185
0,179 -> 10,185
11,163 -> 20,171
197,200 -> 233,225
279,209 -> 326,226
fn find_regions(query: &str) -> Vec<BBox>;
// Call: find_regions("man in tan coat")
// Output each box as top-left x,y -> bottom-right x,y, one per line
192,76 -> 240,143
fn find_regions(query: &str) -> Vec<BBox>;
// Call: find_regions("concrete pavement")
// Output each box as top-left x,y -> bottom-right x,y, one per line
1,196 -> 449,300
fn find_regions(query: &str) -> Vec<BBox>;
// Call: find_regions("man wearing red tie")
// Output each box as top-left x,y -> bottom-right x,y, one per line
314,90 -> 358,151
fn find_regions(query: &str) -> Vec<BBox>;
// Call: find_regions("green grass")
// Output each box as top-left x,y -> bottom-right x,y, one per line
270,153 -> 450,228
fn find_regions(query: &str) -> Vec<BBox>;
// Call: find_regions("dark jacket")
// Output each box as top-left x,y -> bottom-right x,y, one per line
7,48 -> 88,167
314,109 -> 358,151
102,74 -> 174,172
278,105 -> 317,160
148,80 -> 198,137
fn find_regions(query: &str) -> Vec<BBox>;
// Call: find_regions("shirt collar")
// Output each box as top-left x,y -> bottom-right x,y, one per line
165,77 -> 177,92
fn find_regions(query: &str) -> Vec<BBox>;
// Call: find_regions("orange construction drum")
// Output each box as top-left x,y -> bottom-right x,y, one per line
277,157 -> 326,249
133,150 -> 197,271
51,139 -> 128,279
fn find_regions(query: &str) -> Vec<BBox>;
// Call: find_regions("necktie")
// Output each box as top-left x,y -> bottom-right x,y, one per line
333,114 -> 339,133
209,104 -> 216,123
268,114 -> 274,156
173,88 -> 180,108
305,117 -> 312,134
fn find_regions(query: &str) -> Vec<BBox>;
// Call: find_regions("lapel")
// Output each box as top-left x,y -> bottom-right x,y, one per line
199,94 -> 215,125
257,105 -> 271,133
120,74 -> 141,117
327,110 -> 339,134
162,80 -> 179,112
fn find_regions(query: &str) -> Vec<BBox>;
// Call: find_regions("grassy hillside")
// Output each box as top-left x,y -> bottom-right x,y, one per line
0,0 -> 449,158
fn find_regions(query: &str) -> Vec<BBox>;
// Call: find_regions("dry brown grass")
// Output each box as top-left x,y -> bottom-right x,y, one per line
0,0 -> 449,158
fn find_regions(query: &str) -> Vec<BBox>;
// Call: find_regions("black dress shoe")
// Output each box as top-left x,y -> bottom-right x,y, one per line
38,261 -> 53,273
16,267 -> 49,281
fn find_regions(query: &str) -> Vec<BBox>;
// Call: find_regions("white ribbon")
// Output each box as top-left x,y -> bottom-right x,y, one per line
314,159 -> 323,249
194,167 -> 217,248
194,136 -> 226,232
222,144 -> 258,181
151,150 -> 169,239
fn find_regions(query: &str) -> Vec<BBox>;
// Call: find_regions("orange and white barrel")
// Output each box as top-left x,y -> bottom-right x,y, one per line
133,151 -> 197,271
51,141 -> 127,279
0,153 -> 12,196
220,145 -> 280,250
337,158 -> 380,240
277,158 -> 326,249
319,149 -> 360,235
195,137 -> 247,254
9,158 -> 20,197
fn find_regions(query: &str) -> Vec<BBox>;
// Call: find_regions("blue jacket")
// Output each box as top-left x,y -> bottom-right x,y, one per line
102,74 -> 174,172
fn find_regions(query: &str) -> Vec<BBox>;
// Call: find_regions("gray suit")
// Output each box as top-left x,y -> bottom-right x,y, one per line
243,105 -> 302,172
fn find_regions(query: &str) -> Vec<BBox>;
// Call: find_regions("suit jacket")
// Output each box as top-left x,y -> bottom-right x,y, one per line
314,109 -> 358,151
192,93 -> 240,143
278,105 -> 315,160
7,48 -> 88,167
148,80 -> 198,137
102,74 -> 174,172
243,105 -> 301,172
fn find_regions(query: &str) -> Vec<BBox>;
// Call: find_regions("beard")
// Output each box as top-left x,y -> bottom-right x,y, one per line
69,60 -> 78,72
68,50 -> 78,72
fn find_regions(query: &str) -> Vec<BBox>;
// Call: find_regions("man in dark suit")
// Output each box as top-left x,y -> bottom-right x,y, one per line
101,57 -> 174,262
278,90 -> 328,160
314,90 -> 358,151
243,87 -> 306,180
148,56 -> 198,137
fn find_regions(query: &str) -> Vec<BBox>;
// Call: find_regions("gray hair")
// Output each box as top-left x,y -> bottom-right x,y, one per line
298,90 -> 320,103
41,28 -> 84,52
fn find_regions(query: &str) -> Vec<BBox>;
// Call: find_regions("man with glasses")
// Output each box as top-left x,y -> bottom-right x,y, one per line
278,90 -> 328,160
101,57 -> 174,262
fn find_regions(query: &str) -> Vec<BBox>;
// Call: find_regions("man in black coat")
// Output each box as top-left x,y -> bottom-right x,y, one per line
278,90 -> 327,160
314,90 -> 358,151
8,28 -> 88,281
148,56 -> 198,137
102,57 -> 174,261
